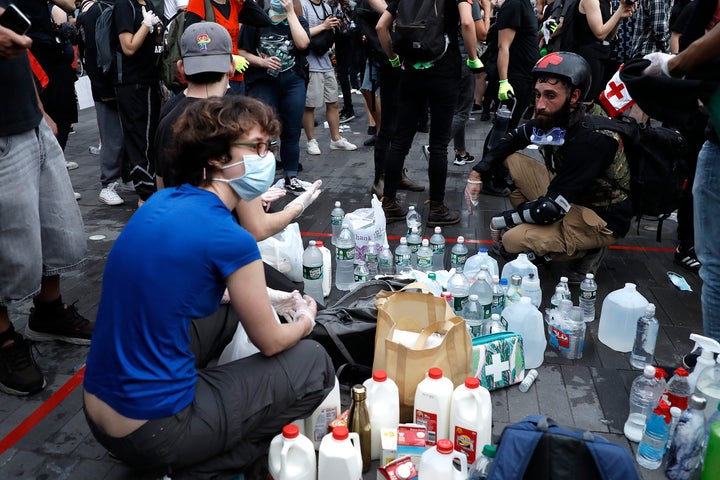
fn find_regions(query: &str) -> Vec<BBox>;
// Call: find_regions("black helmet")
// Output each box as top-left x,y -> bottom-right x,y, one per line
532,52 -> 592,101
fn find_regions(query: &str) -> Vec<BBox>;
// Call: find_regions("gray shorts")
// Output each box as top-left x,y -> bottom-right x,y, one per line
305,71 -> 339,108
0,120 -> 87,306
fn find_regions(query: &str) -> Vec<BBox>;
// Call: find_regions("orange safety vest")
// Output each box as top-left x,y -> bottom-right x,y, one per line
186,0 -> 244,82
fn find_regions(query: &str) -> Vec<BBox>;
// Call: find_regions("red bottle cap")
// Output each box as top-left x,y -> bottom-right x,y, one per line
465,377 -> 480,389
332,426 -> 349,440
316,240 -> 324,248
436,439 -> 453,454
653,399 -> 672,423
282,424 -> 299,439
373,370 -> 387,382
428,367 -> 443,379
674,367 -> 689,377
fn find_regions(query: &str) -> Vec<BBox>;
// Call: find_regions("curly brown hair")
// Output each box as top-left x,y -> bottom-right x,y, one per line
167,96 -> 281,187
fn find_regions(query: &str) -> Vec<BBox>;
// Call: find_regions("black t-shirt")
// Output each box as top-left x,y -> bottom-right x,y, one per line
16,0 -> 64,68
0,56 -> 43,136
496,0 -> 539,81
386,0 -> 465,77
577,0 -> 611,44
155,94 -> 200,183
114,0 -> 163,85
238,16 -> 311,86
77,2 -> 115,100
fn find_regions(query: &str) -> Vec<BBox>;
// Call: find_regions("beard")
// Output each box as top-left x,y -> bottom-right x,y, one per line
534,100 -> 572,131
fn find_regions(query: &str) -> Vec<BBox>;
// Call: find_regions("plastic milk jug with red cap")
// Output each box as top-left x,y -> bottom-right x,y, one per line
414,367 -> 454,447
449,377 -> 492,464
363,370 -> 400,460
418,438 -> 468,479
268,424 -> 316,480
317,426 -> 362,480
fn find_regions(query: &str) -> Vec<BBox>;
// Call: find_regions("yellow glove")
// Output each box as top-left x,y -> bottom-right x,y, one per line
466,57 -> 484,73
232,55 -> 250,73
498,79 -> 515,101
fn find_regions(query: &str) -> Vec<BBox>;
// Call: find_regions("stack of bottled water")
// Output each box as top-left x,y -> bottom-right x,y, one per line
430,227 -> 446,271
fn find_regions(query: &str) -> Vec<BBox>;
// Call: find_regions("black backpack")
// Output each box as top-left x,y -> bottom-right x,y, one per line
393,0 -> 448,64
355,0 -> 385,65
582,115 -> 689,241
91,0 -> 119,75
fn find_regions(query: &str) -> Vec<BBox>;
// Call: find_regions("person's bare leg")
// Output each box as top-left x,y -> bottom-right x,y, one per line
302,107 -> 316,141
327,101 -> 341,142
361,90 -> 381,131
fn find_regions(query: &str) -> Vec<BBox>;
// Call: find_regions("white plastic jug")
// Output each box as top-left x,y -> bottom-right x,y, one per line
501,297 -> 547,368
418,439 -> 468,480
318,426 -> 362,480
316,241 -> 332,298
268,424 -> 317,480
415,367 -> 454,446
598,283 -> 649,352
305,377 -> 341,450
449,377 -> 492,464
464,249 -> 500,279
500,253 -> 538,282
363,370 -> 400,460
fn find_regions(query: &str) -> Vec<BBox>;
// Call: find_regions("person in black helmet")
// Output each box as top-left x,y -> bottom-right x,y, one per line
465,51 -> 633,282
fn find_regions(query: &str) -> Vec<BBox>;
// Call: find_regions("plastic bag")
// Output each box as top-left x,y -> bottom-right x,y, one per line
218,307 -> 282,364
257,223 -> 303,282
343,195 -> 389,261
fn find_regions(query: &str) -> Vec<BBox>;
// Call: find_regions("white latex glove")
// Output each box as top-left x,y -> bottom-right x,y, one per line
284,179 -> 322,217
261,186 -> 286,211
141,6 -> 160,29
291,295 -> 317,335
643,52 -> 674,77
267,288 -> 304,321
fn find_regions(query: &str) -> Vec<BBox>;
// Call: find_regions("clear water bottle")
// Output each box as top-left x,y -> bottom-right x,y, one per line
546,286 -> 566,335
579,273 -> 598,322
469,266 -> 493,319
491,275 -> 505,316
630,304 -> 659,370
354,259 -> 369,284
378,244 -> 394,276
302,240 -> 324,303
406,205 -> 422,235
505,274 -> 523,306
394,237 -> 412,275
335,223 -> 356,291
560,299 -> 585,359
416,239 -> 434,273
330,201 -> 345,246
426,272 -> 443,296
637,399 -> 672,470
365,241 -> 379,278
665,395 -> 707,479
462,294 -> 483,337
469,444 -> 496,480
520,272 -> 542,308
451,236 -> 469,271
447,269 -> 470,314
430,226 -> 446,271
482,313 -> 506,335
407,227 -> 422,268
555,276 -> 571,300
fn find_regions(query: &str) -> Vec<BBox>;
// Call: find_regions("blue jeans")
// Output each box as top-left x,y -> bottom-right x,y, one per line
248,70 -> 306,178
693,139 -> 720,342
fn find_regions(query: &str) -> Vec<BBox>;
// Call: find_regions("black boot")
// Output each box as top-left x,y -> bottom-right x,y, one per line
397,168 -> 425,192
382,196 -> 408,222
428,201 -> 460,226
371,176 -> 384,198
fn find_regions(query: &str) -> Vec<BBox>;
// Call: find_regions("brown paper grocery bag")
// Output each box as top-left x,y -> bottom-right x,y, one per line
372,291 -> 472,422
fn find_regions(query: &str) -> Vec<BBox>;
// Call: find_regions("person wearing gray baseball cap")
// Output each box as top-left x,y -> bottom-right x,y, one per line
180,21 -> 234,76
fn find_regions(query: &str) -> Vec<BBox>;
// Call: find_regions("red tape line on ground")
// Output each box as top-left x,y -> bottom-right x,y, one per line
0,365 -> 85,457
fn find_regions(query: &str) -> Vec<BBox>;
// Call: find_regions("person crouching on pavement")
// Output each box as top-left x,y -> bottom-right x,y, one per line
465,52 -> 633,283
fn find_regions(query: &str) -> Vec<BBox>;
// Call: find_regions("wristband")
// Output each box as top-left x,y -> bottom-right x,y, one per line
466,179 -> 483,184
389,55 -> 401,68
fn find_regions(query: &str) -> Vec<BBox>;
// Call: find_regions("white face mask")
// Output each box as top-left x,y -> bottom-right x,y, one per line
213,152 -> 276,201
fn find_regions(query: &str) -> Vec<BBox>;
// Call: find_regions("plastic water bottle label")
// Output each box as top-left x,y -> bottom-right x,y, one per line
395,253 -> 410,267
303,266 -> 323,280
453,295 -> 468,312
469,323 -> 483,337
481,304 -> 492,319
415,409 -> 438,446
580,289 -> 596,300
336,247 -> 355,261
454,427 -> 478,463
408,242 -> 421,254
550,326 -> 570,350
431,244 -> 444,254
331,215 -> 343,226
365,253 -> 378,265
451,252 -> 467,267
354,272 -> 368,282
417,256 -> 432,269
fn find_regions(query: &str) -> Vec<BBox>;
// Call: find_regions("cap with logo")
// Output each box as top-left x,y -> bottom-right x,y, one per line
181,22 -> 233,75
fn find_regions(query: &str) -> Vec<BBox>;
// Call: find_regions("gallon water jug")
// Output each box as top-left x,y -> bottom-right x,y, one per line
269,424 -> 317,480
501,297 -> 546,369
449,377 -> 492,464
305,377 -> 341,450
315,240 -> 332,298
415,367 -> 454,446
318,426 -> 362,480
598,283 -> 649,352
418,438 -> 468,480
500,253 -> 538,283
464,248 -> 499,279
363,370 -> 400,460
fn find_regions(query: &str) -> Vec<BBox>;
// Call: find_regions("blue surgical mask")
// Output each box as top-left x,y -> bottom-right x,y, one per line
530,126 -> 566,146
213,153 -> 276,201
270,0 -> 283,10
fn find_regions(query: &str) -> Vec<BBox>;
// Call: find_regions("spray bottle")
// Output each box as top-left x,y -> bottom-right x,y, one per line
688,334 -> 720,391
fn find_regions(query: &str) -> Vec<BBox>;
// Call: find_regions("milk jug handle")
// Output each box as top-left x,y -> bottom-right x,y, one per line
280,442 -> 291,473
349,431 -> 361,455
415,320 -> 455,349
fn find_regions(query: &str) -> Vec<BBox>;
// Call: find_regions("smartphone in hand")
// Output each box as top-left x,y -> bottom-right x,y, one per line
0,4 -> 31,35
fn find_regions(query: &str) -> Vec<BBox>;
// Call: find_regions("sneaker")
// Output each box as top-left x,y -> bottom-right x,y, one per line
453,152 -> 475,166
675,246 -> 701,273
68,125 -> 76,135
99,182 -> 124,206
363,135 -> 377,147
66,161 -> 79,170
25,301 -> 94,346
382,196 -> 407,222
74,191 -> 81,200
471,103 -> 483,114
88,145 -> 101,155
306,139 -> 321,155
286,177 -> 307,195
428,201 -> 460,226
329,137 -> 357,151
0,331 -> 46,396
421,145 -> 430,162
339,110 -> 356,123
398,168 -> 425,192
480,112 -> 491,122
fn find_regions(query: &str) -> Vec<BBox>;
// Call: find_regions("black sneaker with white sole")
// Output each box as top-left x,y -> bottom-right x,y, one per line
286,177 -> 307,195
453,152 -> 475,166
0,330 -> 46,396
339,110 -> 356,123
25,301 -> 94,346
675,246 -> 701,273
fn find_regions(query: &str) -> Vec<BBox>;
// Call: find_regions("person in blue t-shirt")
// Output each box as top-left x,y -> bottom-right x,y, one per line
83,95 -> 335,478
